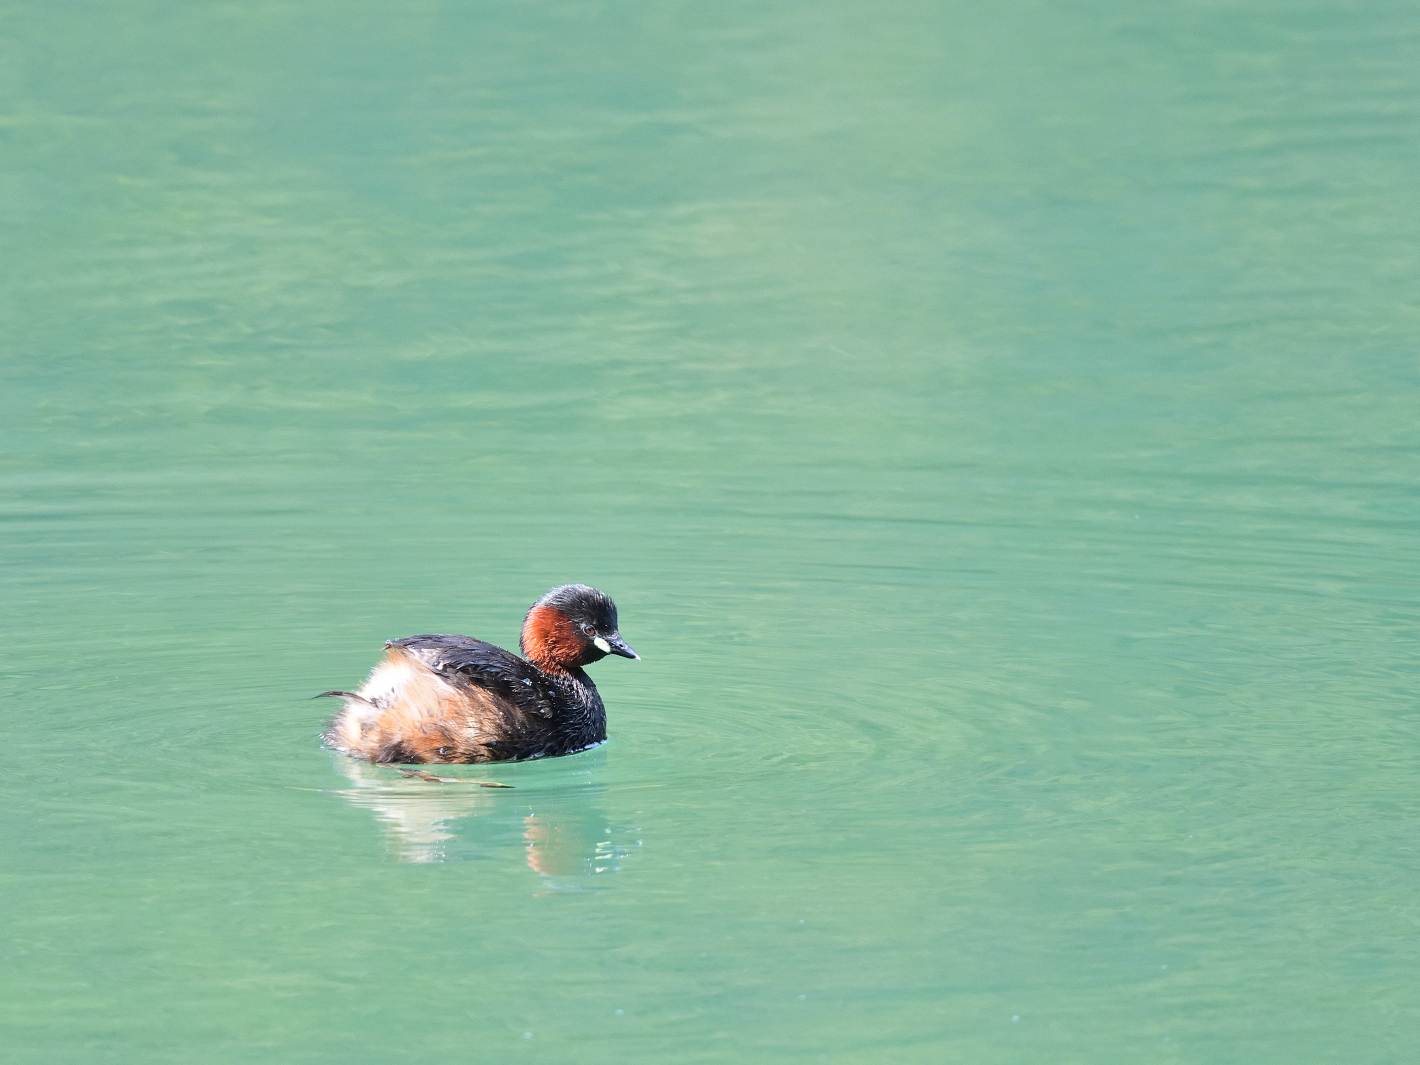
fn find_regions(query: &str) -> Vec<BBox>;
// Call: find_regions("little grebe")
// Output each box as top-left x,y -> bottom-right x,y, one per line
321,584 -> 637,764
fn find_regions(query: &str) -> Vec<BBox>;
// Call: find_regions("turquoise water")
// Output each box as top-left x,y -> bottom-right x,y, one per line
3,1 -> 1418,1061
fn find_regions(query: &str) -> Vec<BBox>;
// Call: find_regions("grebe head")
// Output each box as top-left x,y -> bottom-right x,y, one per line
520,584 -> 638,671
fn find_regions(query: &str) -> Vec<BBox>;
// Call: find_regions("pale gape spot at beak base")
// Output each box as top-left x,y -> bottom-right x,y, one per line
593,636 -> 611,653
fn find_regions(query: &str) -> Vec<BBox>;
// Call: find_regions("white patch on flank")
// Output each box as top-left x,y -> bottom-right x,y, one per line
351,652 -> 453,729
567,739 -> 608,755
355,658 -> 415,716
593,636 -> 610,653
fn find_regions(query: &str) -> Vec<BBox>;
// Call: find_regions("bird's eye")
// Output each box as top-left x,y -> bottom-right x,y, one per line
582,624 -> 595,636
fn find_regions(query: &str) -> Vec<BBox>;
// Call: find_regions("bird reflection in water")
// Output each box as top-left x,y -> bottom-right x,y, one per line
329,751 -> 640,881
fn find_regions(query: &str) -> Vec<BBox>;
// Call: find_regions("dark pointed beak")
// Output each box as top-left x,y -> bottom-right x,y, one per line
607,634 -> 639,660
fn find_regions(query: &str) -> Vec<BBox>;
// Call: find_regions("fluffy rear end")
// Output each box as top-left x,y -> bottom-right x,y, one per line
322,646 -> 509,763
323,647 -> 445,759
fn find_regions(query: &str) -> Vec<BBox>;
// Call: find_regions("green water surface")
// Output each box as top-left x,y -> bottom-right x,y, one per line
3,1 -> 1418,1061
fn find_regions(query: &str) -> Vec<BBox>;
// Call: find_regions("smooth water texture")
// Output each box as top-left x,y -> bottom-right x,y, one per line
2,2 -> 1418,1061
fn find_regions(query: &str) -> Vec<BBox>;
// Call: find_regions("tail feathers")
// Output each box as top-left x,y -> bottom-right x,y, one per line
314,690 -> 377,707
